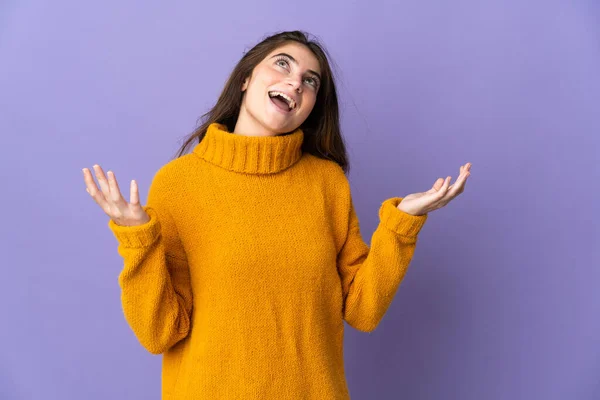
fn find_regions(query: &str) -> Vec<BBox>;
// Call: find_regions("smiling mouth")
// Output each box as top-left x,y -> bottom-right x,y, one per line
268,91 -> 296,111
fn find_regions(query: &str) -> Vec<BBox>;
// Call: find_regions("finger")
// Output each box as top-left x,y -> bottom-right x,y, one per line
460,163 -> 470,175
83,168 -> 99,193
93,164 -> 111,196
83,167 -> 110,209
441,176 -> 451,193
431,176 -> 450,200
449,165 -> 466,188
448,170 -> 471,194
130,179 -> 141,206
460,162 -> 472,172
107,170 -> 128,205
449,162 -> 472,188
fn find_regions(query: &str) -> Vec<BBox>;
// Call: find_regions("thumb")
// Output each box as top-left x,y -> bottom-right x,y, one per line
130,179 -> 142,206
426,178 -> 445,194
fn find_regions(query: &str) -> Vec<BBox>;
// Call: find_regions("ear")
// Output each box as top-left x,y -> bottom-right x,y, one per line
241,77 -> 249,92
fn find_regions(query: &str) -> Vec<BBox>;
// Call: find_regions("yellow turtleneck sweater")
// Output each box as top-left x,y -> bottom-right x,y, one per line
108,122 -> 428,399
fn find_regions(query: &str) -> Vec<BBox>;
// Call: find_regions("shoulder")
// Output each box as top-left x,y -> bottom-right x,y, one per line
302,153 -> 351,199
144,154 -> 199,209
150,153 -> 196,187
303,153 -> 348,183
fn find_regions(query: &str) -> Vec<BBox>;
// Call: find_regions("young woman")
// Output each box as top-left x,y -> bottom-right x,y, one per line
83,30 -> 471,399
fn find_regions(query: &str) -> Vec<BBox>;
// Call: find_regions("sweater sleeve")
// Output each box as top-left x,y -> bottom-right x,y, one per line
107,166 -> 193,354
338,195 -> 428,333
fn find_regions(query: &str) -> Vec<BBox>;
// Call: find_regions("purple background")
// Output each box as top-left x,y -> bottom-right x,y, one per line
1,0 -> 598,399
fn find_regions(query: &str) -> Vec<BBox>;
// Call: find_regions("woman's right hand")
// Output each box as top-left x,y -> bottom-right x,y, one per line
83,164 -> 151,227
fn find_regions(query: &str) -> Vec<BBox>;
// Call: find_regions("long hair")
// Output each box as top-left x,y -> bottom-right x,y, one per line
173,30 -> 350,174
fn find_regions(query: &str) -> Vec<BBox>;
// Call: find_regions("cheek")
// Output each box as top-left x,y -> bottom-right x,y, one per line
249,75 -> 276,102
256,68 -> 279,87
244,82 -> 266,110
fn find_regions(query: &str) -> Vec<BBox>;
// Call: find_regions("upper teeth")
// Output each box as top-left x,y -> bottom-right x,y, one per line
269,91 -> 296,110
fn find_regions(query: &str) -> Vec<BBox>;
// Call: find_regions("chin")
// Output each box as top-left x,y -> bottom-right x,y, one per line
262,118 -> 299,135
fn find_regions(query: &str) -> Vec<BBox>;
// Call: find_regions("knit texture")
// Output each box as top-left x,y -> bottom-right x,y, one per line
108,122 -> 428,399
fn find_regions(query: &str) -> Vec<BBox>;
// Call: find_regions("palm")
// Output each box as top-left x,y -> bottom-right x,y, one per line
397,163 -> 472,216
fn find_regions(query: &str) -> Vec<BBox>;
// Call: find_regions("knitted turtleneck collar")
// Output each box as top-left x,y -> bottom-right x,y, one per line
193,122 -> 304,174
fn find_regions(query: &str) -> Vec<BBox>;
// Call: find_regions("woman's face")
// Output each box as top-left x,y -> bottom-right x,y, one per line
234,42 -> 322,137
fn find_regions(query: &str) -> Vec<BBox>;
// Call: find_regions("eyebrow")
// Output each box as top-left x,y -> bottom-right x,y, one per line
270,52 -> 322,81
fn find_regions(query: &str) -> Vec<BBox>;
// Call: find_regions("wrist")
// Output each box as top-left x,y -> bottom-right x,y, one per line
397,202 -> 424,216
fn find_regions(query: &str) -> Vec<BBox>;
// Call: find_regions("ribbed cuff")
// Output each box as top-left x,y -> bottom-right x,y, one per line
378,197 -> 428,237
107,206 -> 162,248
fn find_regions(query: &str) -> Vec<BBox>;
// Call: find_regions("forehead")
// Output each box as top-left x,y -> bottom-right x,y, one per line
264,42 -> 321,74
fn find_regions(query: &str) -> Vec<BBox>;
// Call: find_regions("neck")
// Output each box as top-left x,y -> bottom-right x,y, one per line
233,108 -> 290,137
193,123 -> 304,174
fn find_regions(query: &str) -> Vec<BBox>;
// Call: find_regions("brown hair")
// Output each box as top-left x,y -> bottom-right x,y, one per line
173,30 -> 350,174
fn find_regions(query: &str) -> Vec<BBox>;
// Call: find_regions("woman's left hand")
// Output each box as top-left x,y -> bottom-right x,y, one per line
397,163 -> 472,216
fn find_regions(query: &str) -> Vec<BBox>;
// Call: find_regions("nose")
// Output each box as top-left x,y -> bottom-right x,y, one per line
286,75 -> 302,93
